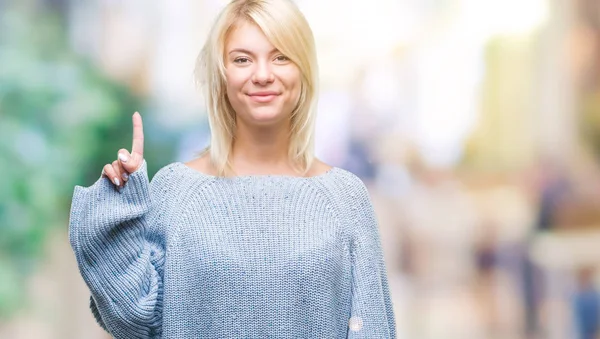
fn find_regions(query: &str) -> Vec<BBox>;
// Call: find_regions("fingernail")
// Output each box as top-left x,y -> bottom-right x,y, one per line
118,153 -> 129,163
122,172 -> 129,181
114,178 -> 120,186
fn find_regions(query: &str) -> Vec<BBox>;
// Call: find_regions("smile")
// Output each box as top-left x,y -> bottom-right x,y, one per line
247,92 -> 279,103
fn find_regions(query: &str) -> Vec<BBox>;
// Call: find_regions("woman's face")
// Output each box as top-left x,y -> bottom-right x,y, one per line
224,20 -> 302,128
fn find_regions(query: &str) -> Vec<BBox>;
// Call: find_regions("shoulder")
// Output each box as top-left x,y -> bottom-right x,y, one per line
147,159 -> 198,190
322,164 -> 369,196
323,169 -> 379,237
307,158 -> 333,177
183,153 -> 216,176
317,165 -> 373,211
148,152 -> 213,184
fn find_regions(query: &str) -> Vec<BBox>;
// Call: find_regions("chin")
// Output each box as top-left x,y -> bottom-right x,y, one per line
247,108 -> 286,124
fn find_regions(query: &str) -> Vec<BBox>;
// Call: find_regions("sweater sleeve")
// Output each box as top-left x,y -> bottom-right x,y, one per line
346,179 -> 397,339
68,160 -> 168,339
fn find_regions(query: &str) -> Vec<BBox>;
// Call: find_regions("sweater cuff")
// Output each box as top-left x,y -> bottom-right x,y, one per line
69,159 -> 151,253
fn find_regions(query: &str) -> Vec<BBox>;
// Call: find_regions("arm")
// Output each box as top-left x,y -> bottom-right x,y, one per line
69,160 -> 167,339
346,180 -> 397,339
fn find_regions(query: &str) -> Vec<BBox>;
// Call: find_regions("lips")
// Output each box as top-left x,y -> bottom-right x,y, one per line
247,91 -> 279,103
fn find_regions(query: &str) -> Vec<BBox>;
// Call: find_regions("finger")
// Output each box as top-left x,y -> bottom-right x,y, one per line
131,112 -> 144,165
115,152 -> 130,182
102,164 -> 112,178
103,164 -> 119,186
117,149 -> 136,174
111,160 -> 123,187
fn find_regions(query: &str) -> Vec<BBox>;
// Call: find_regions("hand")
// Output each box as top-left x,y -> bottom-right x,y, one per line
101,112 -> 145,188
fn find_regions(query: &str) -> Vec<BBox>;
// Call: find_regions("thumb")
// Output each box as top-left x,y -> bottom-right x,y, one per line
118,149 -> 143,173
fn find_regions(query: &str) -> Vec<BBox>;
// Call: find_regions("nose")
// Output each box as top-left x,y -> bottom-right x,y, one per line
251,60 -> 274,85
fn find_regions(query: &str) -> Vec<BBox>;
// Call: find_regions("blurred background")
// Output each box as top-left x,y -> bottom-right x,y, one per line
2,0 -> 600,338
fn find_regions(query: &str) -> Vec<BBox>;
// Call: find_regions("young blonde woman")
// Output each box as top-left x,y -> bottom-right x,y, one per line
69,0 -> 397,338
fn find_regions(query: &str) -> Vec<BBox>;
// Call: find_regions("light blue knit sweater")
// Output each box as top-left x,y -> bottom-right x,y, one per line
69,160 -> 396,338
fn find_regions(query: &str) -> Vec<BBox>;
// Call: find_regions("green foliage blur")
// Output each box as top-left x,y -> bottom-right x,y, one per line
0,3 -> 175,319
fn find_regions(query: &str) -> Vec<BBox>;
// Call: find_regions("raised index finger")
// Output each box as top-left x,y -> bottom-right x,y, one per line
131,112 -> 144,159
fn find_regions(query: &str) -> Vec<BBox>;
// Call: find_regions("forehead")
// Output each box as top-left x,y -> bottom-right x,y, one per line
225,20 -> 275,51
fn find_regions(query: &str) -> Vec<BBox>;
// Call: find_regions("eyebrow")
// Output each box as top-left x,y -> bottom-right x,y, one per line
228,48 -> 279,56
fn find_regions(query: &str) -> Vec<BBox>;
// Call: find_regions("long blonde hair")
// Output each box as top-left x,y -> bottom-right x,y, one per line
194,0 -> 319,176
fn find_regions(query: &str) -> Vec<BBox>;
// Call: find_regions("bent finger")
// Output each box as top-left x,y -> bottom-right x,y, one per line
111,160 -> 123,187
103,164 -> 119,186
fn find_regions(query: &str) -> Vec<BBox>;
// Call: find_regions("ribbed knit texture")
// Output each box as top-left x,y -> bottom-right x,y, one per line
69,160 -> 396,338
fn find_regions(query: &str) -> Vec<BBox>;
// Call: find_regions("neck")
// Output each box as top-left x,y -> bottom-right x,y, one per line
230,121 -> 294,175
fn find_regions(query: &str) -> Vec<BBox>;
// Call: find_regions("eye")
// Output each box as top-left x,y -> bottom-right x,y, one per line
233,57 -> 250,64
274,55 -> 290,62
